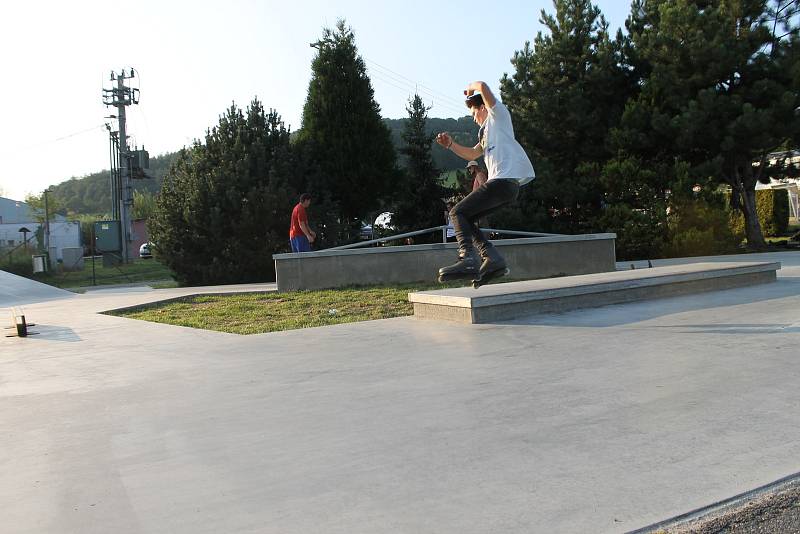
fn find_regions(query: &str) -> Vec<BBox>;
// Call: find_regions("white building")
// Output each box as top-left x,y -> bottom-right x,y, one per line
758,151 -> 800,220
756,180 -> 800,220
0,196 -> 35,224
0,196 -> 81,260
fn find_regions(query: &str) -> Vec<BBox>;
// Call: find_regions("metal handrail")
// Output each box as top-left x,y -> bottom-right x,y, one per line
329,225 -> 562,250
480,228 -> 562,238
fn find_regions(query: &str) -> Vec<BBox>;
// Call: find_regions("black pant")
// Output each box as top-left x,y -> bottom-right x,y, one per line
450,179 -> 520,254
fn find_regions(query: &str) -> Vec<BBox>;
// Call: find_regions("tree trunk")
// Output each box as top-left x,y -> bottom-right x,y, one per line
740,186 -> 767,248
732,161 -> 766,249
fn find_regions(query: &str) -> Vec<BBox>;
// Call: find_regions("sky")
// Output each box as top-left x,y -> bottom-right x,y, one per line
0,0 -> 631,202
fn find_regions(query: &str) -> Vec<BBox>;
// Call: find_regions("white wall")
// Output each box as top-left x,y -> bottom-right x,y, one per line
0,221 -> 81,260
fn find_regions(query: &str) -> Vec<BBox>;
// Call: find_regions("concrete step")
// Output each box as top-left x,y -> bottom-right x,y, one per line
408,261 -> 781,324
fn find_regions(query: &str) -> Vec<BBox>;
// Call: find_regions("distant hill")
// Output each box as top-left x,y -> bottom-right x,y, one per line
51,152 -> 179,215
382,115 -> 480,171
51,116 -> 479,215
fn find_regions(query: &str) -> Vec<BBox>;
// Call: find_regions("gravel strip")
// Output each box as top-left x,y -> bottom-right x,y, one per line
632,475 -> 800,534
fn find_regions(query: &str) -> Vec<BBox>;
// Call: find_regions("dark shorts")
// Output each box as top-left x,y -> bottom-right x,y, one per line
290,236 -> 311,253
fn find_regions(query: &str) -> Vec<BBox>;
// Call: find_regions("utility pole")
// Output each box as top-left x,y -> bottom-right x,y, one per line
43,188 -> 51,255
106,125 -> 119,221
102,69 -> 142,263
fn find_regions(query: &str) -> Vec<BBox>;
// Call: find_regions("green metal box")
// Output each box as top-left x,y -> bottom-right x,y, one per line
94,220 -> 121,252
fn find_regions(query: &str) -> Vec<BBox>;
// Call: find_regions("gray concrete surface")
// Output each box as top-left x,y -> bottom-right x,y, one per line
410,262 -> 780,324
0,269 -> 75,308
273,233 -> 616,291
2,251 -> 800,533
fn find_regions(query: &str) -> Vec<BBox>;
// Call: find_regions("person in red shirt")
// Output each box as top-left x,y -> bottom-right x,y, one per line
289,193 -> 316,253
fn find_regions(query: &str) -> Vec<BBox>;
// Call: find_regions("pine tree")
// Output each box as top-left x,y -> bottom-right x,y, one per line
297,20 -> 397,242
618,0 -> 800,249
148,100 -> 296,285
392,94 -> 446,240
500,0 -> 633,233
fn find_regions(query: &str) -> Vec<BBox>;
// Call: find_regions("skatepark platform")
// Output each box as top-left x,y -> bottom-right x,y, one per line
409,261 -> 781,324
273,233 -> 616,291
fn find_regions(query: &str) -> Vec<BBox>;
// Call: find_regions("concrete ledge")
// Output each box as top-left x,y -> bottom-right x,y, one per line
409,261 -> 781,324
273,233 -> 617,291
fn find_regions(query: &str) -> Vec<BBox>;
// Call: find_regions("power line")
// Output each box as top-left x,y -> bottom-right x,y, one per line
368,70 -> 467,116
366,71 -> 468,116
364,57 -> 466,109
363,57 -> 470,118
0,124 -> 106,157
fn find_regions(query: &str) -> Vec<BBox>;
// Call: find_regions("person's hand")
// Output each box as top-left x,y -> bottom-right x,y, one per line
436,132 -> 452,148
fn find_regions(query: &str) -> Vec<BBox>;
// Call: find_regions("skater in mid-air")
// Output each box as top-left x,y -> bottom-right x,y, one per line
435,81 -> 535,287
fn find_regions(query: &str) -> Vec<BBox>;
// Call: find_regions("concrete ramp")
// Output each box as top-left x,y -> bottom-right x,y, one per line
0,270 -> 75,307
409,261 -> 780,324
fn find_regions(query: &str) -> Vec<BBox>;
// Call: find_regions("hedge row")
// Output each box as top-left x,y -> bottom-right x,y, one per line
729,189 -> 790,237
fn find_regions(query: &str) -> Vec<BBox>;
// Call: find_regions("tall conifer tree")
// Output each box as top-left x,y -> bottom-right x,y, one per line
501,0 -> 632,233
298,20 -> 397,241
392,94 -> 446,239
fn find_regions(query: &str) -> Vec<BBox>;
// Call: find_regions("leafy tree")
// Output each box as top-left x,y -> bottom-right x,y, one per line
297,20 -> 397,242
131,190 -> 157,220
501,0 -> 633,233
148,100 -> 296,285
24,191 -> 66,222
391,94 -> 448,240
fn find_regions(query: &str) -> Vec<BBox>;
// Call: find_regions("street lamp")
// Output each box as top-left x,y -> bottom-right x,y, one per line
18,227 -> 31,250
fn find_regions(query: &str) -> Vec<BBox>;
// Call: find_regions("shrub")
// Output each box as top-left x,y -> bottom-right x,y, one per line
595,204 -> 666,261
664,198 -> 740,257
729,189 -> 790,237
148,101 -> 297,286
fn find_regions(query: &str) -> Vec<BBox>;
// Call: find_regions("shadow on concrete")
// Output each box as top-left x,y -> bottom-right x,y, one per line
645,323 -> 800,335
499,276 -> 800,328
12,324 -> 83,342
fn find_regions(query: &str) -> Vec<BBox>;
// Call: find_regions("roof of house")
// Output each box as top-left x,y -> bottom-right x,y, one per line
0,197 -> 35,224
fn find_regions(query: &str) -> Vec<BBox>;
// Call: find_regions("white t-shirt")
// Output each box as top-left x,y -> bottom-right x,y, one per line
479,101 -> 535,185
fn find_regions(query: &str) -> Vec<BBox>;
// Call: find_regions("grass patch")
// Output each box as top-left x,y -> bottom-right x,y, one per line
31,258 -> 175,289
107,281 -> 469,335
150,280 -> 180,289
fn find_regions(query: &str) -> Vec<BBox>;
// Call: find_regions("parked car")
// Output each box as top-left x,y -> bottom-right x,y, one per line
139,242 -> 153,259
359,212 -> 397,242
